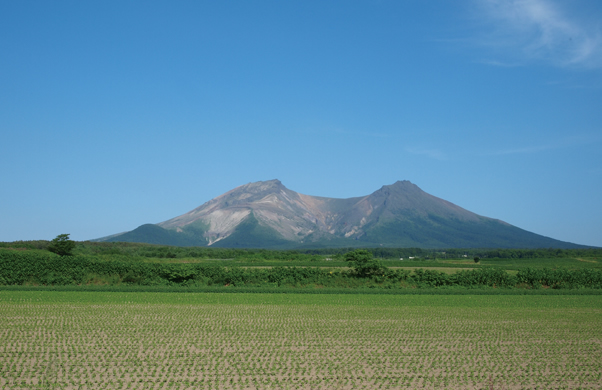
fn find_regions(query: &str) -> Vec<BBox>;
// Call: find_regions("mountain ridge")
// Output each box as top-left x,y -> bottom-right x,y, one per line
99,179 -> 585,249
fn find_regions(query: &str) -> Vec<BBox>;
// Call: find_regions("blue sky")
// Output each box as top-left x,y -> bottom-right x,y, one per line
1,0 -> 601,247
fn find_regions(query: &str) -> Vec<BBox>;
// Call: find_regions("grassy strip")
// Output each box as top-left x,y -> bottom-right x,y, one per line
2,284 -> 602,295
96,257 -> 602,270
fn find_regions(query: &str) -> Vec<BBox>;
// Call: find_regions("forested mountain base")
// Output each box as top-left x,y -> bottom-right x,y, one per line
2,240 -> 600,260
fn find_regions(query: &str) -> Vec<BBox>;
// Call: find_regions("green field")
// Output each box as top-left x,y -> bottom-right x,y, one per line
82,255 -> 602,271
1,291 -> 600,389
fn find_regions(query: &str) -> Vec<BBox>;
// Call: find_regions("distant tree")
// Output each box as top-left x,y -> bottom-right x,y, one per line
48,234 -> 76,256
474,256 -> 480,263
344,249 -> 385,277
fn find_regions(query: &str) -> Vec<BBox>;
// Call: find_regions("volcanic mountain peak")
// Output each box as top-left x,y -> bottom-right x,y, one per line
158,179 -> 483,245
360,180 -> 479,223
158,179 -> 321,244
101,179 -> 585,249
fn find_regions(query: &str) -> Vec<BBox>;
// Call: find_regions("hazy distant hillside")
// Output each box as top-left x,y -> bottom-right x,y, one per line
100,179 -> 585,249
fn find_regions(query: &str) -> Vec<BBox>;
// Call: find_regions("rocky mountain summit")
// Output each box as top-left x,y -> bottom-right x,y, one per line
100,179 -> 582,248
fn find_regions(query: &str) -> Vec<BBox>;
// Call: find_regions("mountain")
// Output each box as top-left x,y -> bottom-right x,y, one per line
99,179 -> 584,249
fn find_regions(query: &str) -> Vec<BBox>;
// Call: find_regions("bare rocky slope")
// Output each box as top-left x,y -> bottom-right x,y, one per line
101,179 -> 584,249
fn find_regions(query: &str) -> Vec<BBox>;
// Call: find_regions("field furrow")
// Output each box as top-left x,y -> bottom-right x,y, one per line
0,292 -> 600,389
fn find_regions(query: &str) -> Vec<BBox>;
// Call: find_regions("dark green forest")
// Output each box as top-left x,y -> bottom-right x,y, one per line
2,240 -> 600,260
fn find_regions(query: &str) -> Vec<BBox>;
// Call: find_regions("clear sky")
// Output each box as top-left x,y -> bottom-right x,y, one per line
1,0 -> 601,247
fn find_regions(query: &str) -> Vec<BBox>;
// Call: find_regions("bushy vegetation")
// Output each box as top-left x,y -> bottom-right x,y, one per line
2,248 -> 601,289
46,234 -> 76,256
344,249 -> 385,277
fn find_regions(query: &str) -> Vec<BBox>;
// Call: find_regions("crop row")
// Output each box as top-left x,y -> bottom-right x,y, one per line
0,292 -> 600,389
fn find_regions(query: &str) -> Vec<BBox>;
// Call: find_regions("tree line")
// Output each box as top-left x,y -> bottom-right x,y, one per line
1,237 -> 600,260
